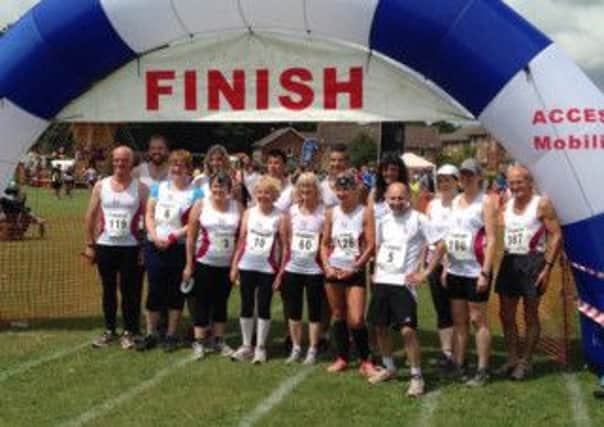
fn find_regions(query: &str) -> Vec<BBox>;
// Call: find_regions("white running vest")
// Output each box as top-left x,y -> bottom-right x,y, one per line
446,193 -> 486,278
321,178 -> 340,209
328,205 -> 365,270
427,197 -> 454,262
238,206 -> 281,274
285,204 -> 325,275
152,181 -> 202,242
138,162 -> 169,190
197,199 -> 241,267
503,195 -> 546,255
97,177 -> 141,247
373,200 -> 391,229
374,210 -> 435,294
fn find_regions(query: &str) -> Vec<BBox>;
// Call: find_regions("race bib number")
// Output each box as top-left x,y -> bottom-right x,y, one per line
156,201 -> 180,227
247,229 -> 274,257
106,211 -> 131,239
334,233 -> 358,255
211,232 -> 235,256
291,232 -> 319,263
505,227 -> 530,255
446,231 -> 474,261
376,243 -> 407,273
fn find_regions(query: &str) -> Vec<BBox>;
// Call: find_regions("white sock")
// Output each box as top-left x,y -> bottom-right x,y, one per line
257,318 -> 271,348
382,356 -> 396,371
240,317 -> 254,347
443,350 -> 453,358
410,366 -> 422,377
292,344 -> 302,353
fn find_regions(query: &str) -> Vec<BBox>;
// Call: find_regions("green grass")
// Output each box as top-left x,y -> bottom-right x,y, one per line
0,187 -> 602,426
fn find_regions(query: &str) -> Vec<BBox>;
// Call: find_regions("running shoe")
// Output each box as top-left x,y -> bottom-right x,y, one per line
510,361 -> 531,381
135,333 -> 158,352
213,338 -> 234,357
162,335 -> 179,353
120,331 -> 136,350
494,361 -> 518,378
252,347 -> 267,364
327,357 -> 348,373
406,375 -> 426,397
466,369 -> 490,387
285,347 -> 303,364
231,345 -> 254,362
92,330 -> 117,348
359,361 -> 380,378
302,348 -> 318,365
368,367 -> 397,384
192,340 -> 206,360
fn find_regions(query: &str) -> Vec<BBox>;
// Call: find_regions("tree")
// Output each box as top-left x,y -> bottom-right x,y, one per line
348,132 -> 378,168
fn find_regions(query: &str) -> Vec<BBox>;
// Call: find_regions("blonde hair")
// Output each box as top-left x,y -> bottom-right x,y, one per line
204,145 -> 231,176
168,149 -> 193,169
254,175 -> 281,201
294,172 -> 322,205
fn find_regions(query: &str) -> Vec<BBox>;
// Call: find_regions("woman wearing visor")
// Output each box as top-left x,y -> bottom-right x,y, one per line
321,171 -> 376,375
184,172 -> 242,359
425,164 -> 459,371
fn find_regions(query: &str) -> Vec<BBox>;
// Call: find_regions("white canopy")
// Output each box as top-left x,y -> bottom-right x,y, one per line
401,152 -> 435,170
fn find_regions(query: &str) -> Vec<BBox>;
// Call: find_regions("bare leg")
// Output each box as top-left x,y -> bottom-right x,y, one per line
289,320 -> 303,348
469,302 -> 491,370
499,295 -> 520,365
521,297 -> 541,364
401,327 -> 421,370
167,309 -> 182,337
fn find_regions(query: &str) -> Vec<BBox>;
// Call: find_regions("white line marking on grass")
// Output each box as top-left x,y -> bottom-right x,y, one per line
0,340 -> 90,383
417,390 -> 441,427
61,355 -> 196,427
237,366 -> 316,427
564,374 -> 593,427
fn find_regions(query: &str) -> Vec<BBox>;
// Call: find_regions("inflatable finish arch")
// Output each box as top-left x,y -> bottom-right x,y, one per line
1,0 -> 604,369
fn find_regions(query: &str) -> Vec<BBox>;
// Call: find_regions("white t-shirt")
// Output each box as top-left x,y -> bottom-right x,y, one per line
136,162 -> 169,190
373,210 -> 440,294
285,204 -> 325,275
238,206 -> 281,274
97,177 -> 142,247
150,181 -> 203,242
196,199 -> 241,267
320,178 -> 340,209
328,205 -> 365,270
503,195 -> 545,255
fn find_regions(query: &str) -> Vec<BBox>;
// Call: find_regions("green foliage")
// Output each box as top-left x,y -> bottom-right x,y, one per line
348,132 -> 378,168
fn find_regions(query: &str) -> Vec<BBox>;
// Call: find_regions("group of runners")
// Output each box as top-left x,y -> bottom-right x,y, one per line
83,134 -> 562,397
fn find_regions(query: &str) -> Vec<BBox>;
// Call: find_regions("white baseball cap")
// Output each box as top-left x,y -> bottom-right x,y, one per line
436,164 -> 460,179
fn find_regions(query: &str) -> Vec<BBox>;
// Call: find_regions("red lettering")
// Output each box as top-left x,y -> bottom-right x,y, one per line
184,70 -> 197,111
324,67 -> 363,109
534,136 -> 551,150
279,68 -> 314,110
208,70 -> 246,110
567,108 -> 581,123
548,109 -> 564,123
553,138 -> 566,149
146,71 -> 175,110
568,134 -> 581,149
584,108 -> 596,123
256,69 -> 269,110
532,110 -> 547,125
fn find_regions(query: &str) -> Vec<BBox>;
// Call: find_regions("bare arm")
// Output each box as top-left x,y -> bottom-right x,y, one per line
536,196 -> 563,293
84,181 -> 102,246
478,195 -> 499,291
354,206 -> 375,270
230,209 -> 249,283
184,200 -> 203,276
320,209 -> 335,277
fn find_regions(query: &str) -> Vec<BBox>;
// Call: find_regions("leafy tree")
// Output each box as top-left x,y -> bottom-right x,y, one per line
348,132 -> 378,168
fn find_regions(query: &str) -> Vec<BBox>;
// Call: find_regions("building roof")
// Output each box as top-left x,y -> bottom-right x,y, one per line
440,125 -> 488,143
404,125 -> 441,149
252,127 -> 305,148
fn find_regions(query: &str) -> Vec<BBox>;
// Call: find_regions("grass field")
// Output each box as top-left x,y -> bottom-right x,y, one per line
0,188 -> 602,426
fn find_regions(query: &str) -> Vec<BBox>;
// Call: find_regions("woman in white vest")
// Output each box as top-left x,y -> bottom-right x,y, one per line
183,172 -> 243,359
495,165 -> 562,380
84,146 -> 148,350
277,172 -> 326,365
424,164 -> 459,371
444,159 -> 498,386
230,176 -> 285,364
193,144 -> 242,202
137,150 -> 202,352
320,171 -> 376,375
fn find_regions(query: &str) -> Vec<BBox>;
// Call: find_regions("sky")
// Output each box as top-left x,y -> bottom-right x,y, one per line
1,0 -> 604,91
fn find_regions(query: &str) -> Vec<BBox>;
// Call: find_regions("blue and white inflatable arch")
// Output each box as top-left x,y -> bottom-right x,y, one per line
2,0 -> 604,370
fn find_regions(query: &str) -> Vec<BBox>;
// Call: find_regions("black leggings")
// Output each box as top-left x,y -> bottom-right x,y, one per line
144,242 -> 186,311
95,245 -> 143,333
239,270 -> 274,320
428,264 -> 454,329
193,263 -> 232,328
282,272 -> 324,322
